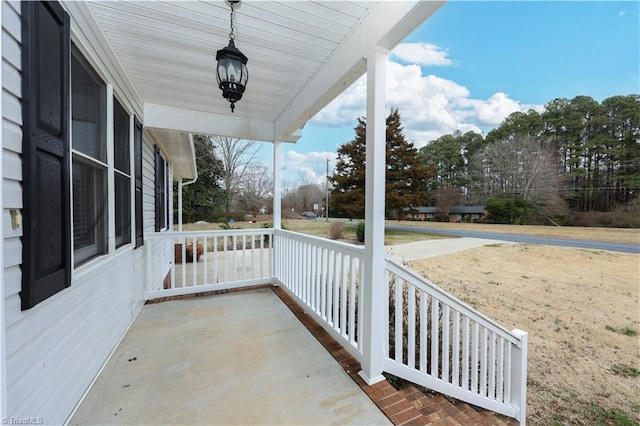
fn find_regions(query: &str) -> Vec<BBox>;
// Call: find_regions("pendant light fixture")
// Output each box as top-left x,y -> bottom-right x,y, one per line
216,0 -> 248,113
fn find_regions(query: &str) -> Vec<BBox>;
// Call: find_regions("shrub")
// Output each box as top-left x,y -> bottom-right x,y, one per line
261,221 -> 287,246
328,222 -> 345,240
356,221 -> 365,243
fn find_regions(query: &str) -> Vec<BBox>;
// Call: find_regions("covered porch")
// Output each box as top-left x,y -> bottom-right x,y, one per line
56,1 -> 528,423
122,228 -> 527,423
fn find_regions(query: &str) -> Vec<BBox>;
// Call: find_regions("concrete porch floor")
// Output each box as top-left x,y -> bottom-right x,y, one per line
69,287 -> 391,425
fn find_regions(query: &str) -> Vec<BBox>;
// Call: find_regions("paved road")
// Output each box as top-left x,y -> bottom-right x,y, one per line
384,224 -> 640,254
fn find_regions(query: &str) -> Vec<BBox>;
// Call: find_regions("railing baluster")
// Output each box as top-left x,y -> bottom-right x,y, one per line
349,257 -> 356,346
442,304 -> 450,382
340,254 -> 348,337
472,321 -> 479,393
315,245 -> 321,314
320,247 -> 327,321
358,258 -> 364,348
169,239 -> 175,289
419,292 -> 427,372
242,235 -> 247,281
489,331 -> 497,399
452,311 -> 460,386
222,235 -> 228,284
407,284 -> 416,369
203,237 -> 209,285
192,239 -> 198,287
332,252 -> 340,330
232,235 -> 237,282
259,232 -> 263,279
462,316 -> 470,390
480,327 -> 488,397
394,275 -> 402,362
497,337 -> 504,402
213,235 -> 218,285
250,234 -> 255,280
181,237 -> 187,287
430,297 -> 439,377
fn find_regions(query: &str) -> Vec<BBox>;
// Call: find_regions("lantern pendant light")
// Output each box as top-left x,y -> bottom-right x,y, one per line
216,0 -> 248,113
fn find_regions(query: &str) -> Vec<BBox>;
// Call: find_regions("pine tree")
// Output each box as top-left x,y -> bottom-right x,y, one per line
177,135 -> 225,223
330,109 -> 432,219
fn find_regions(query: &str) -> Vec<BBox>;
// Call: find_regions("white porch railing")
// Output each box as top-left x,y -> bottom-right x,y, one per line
272,230 -> 365,362
146,229 -> 273,299
145,228 -> 526,422
384,257 -> 528,422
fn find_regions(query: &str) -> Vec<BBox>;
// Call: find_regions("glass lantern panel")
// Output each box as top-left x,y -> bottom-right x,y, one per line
227,59 -> 242,83
216,58 -> 229,85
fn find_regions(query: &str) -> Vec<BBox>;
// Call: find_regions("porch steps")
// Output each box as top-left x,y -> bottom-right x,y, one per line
272,286 -> 519,426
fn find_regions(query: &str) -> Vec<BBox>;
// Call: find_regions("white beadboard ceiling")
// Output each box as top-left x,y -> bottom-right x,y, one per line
72,0 -> 444,179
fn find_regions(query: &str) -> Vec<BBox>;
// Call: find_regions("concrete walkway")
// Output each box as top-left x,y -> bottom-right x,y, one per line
385,237 -> 515,262
70,288 -> 391,425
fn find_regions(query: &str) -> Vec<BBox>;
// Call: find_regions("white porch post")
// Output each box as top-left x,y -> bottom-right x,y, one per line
359,46 -> 388,385
272,141 -> 282,280
511,329 -> 529,424
272,141 -> 282,230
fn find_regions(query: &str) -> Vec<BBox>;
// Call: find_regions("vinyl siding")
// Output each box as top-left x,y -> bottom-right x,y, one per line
1,2 -> 171,423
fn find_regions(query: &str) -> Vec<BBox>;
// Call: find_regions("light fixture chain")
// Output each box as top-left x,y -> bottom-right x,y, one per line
229,3 -> 236,40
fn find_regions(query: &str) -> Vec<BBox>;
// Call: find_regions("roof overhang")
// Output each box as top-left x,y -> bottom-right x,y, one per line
67,1 -> 445,179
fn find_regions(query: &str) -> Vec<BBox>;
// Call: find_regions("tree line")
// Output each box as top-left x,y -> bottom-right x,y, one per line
329,95 -> 639,225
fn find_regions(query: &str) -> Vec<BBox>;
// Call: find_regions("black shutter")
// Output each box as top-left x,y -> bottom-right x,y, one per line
134,117 -> 143,247
21,1 -> 71,309
154,145 -> 162,232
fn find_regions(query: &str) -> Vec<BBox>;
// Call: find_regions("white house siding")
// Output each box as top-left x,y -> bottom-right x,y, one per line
1,2 -> 172,423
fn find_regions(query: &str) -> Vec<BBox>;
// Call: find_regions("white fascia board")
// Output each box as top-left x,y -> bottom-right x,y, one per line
143,103 -> 279,142
274,1 -> 445,141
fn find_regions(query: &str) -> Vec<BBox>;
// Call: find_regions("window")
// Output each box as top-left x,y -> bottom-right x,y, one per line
114,99 -> 131,248
21,1 -> 148,309
71,49 -> 107,266
134,117 -> 144,247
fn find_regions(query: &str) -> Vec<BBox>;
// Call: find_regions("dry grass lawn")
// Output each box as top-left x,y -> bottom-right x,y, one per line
409,244 -> 640,425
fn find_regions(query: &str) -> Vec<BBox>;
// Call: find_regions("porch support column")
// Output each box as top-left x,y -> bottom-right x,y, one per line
272,141 -> 282,230
359,46 -> 388,385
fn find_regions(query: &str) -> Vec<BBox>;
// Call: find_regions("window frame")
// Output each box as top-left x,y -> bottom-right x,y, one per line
70,46 -> 109,267
154,146 -> 169,232
134,117 -> 144,247
113,97 -> 132,249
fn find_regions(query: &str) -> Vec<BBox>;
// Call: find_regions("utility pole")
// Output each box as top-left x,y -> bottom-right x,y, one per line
325,158 -> 329,222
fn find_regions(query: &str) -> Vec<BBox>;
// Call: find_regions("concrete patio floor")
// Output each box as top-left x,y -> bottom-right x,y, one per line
69,287 -> 391,425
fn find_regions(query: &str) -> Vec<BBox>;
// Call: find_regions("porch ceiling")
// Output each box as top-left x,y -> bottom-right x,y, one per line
70,1 -> 444,178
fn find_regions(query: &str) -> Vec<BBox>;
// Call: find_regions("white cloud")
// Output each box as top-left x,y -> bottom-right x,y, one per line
283,150 -> 334,185
391,42 -> 455,67
619,10 -> 625,17
310,58 -> 543,149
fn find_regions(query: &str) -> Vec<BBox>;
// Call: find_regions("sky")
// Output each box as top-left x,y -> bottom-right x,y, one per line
258,1 -> 640,186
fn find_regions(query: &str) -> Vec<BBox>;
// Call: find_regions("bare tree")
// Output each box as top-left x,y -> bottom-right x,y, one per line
238,164 -> 272,215
283,182 -> 324,214
213,136 -> 264,216
434,187 -> 462,217
469,135 -> 567,217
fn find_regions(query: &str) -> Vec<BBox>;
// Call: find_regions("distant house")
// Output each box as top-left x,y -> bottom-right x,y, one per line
405,206 -> 487,222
